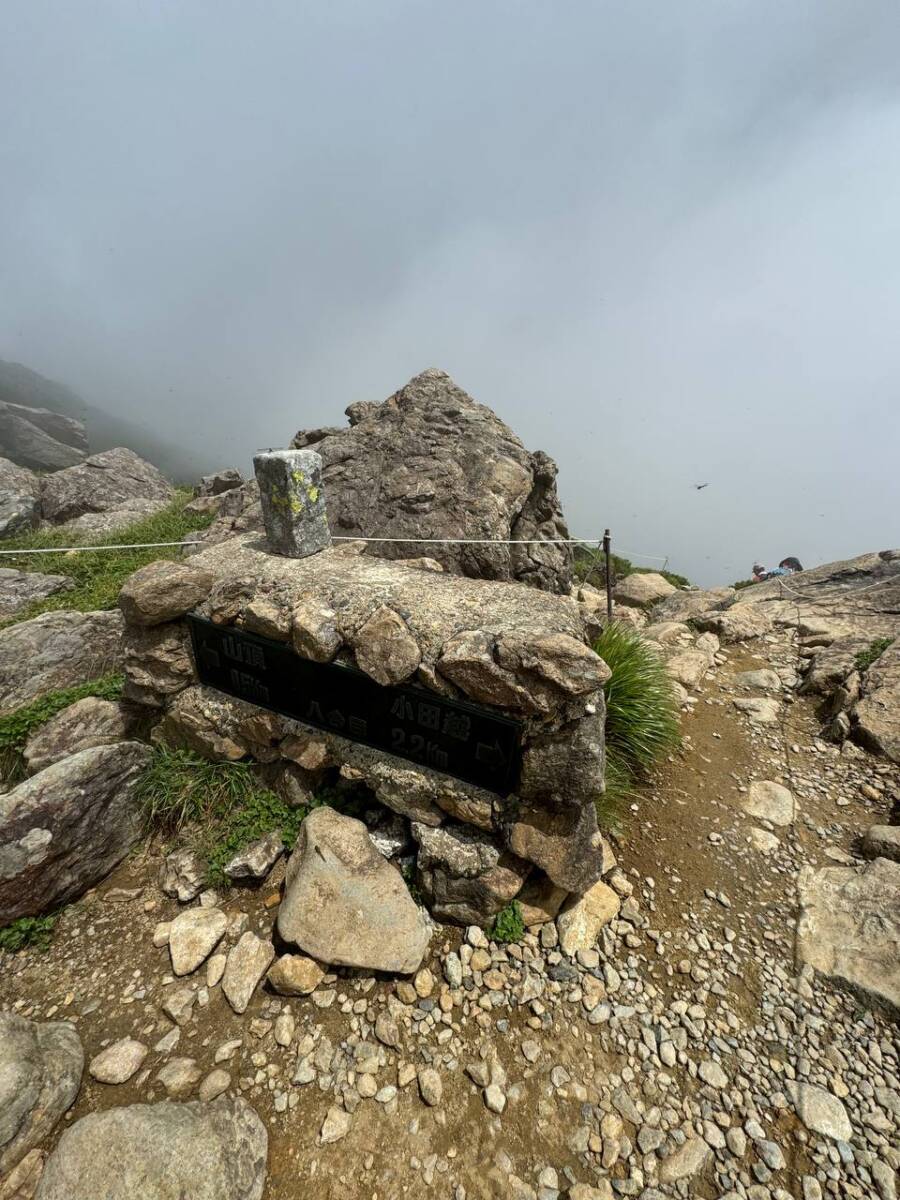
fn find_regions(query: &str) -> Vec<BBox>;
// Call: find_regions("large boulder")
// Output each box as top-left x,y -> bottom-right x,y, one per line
413,820 -> 530,925
38,448 -> 174,526
23,697 -> 131,774
612,573 -> 676,609
288,369 -> 573,593
795,857 -> 900,1015
0,457 -> 40,538
0,568 -> 74,620
277,806 -> 431,973
34,1098 -> 267,1200
0,741 -> 152,924
118,561 -> 214,627
0,610 -> 124,714
0,404 -> 85,472
0,1014 -> 83,1177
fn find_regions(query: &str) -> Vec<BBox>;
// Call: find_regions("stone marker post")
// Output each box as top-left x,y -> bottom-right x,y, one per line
253,449 -> 331,558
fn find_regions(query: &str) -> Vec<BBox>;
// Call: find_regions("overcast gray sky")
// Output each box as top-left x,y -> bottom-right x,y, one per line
2,1 -> 899,585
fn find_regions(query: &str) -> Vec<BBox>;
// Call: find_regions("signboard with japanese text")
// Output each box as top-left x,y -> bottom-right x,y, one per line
187,615 -> 522,796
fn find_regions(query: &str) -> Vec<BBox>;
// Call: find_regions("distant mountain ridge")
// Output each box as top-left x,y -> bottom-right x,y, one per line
0,357 -> 201,482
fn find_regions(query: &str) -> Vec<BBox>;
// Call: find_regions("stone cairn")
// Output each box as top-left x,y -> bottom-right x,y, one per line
118,449 -> 614,973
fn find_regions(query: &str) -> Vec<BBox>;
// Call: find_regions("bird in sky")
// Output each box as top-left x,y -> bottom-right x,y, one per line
694,483 -> 709,490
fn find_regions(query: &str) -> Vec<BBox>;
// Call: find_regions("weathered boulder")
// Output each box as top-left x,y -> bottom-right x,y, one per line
652,586 -> 735,623
861,825 -> 900,862
23,698 -> 131,774
289,369 -> 573,593
155,685 -> 284,762
506,800 -> 604,894
34,1098 -> 267,1200
352,605 -> 421,686
0,1014 -> 83,1177
613,573 -> 676,609
277,807 -> 431,972
785,1082 -> 853,1143
118,560 -> 214,627
694,604 -> 776,642
733,696 -> 780,724
0,457 -> 40,538
733,668 -> 782,691
0,742 -> 152,923
0,405 -> 85,472
0,569 -> 74,619
39,448 -> 173,525
0,610 -> 124,714
199,469 -> 243,497
414,821 -> 530,926
665,648 -> 713,690
795,857 -> 900,1014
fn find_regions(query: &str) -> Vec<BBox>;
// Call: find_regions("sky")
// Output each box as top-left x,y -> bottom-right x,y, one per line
2,1 -> 899,587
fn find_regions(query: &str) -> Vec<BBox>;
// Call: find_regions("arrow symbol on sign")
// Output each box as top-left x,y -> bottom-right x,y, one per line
475,740 -> 506,769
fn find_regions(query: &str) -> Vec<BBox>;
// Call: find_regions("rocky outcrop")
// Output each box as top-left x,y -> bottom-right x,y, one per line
795,857 -> 900,1015
0,741 -> 152,923
852,637 -> 900,763
0,1014 -> 83,1177
289,369 -> 573,593
0,404 -> 85,472
0,568 -> 74,620
23,697 -> 131,774
277,806 -> 431,973
0,457 -> 40,537
39,447 -> 174,527
0,610 -> 124,714
34,1098 -> 267,1200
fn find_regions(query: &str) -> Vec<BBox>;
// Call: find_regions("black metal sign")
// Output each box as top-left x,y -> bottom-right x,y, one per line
187,615 -> 521,796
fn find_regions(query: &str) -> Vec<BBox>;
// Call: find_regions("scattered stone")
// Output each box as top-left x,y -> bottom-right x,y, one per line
158,848 -> 206,903
198,1070 -> 231,1103
266,954 -> 325,996
168,908 -> 227,977
319,1106 -> 352,1144
556,880 -> 621,956
222,933 -> 276,1015
744,780 -> 796,826
786,1082 -> 853,1142
861,825 -> 900,863
223,831 -> 284,882
88,1039 -> 148,1085
156,1057 -> 202,1096
418,1067 -> 443,1107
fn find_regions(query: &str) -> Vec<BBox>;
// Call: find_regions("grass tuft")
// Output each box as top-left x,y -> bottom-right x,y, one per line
488,900 -> 525,944
0,491 -> 214,626
0,673 -> 124,785
0,913 -> 57,953
594,621 -> 681,823
855,637 -> 893,673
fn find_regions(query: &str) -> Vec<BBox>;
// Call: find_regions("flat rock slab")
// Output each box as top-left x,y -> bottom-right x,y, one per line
733,696 -> 780,724
613,573 -> 676,608
88,1038 -> 148,1085
0,1013 -> 83,1177
733,668 -> 782,692
0,741 -> 152,925
0,568 -> 73,620
168,908 -> 227,976
0,609 -> 124,715
34,1097 -> 267,1200
277,806 -> 430,974
796,857 -> 900,1015
743,781 -> 795,826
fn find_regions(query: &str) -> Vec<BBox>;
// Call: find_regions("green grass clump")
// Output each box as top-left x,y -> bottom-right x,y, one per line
488,900 -> 525,944
732,578 -> 756,590
0,491 -> 214,627
0,913 -> 57,953
855,637 -> 893,673
0,673 -> 124,784
136,746 -> 306,885
594,621 -> 681,820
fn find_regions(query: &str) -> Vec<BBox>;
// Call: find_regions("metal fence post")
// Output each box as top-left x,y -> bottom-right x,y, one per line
603,528 -> 613,622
